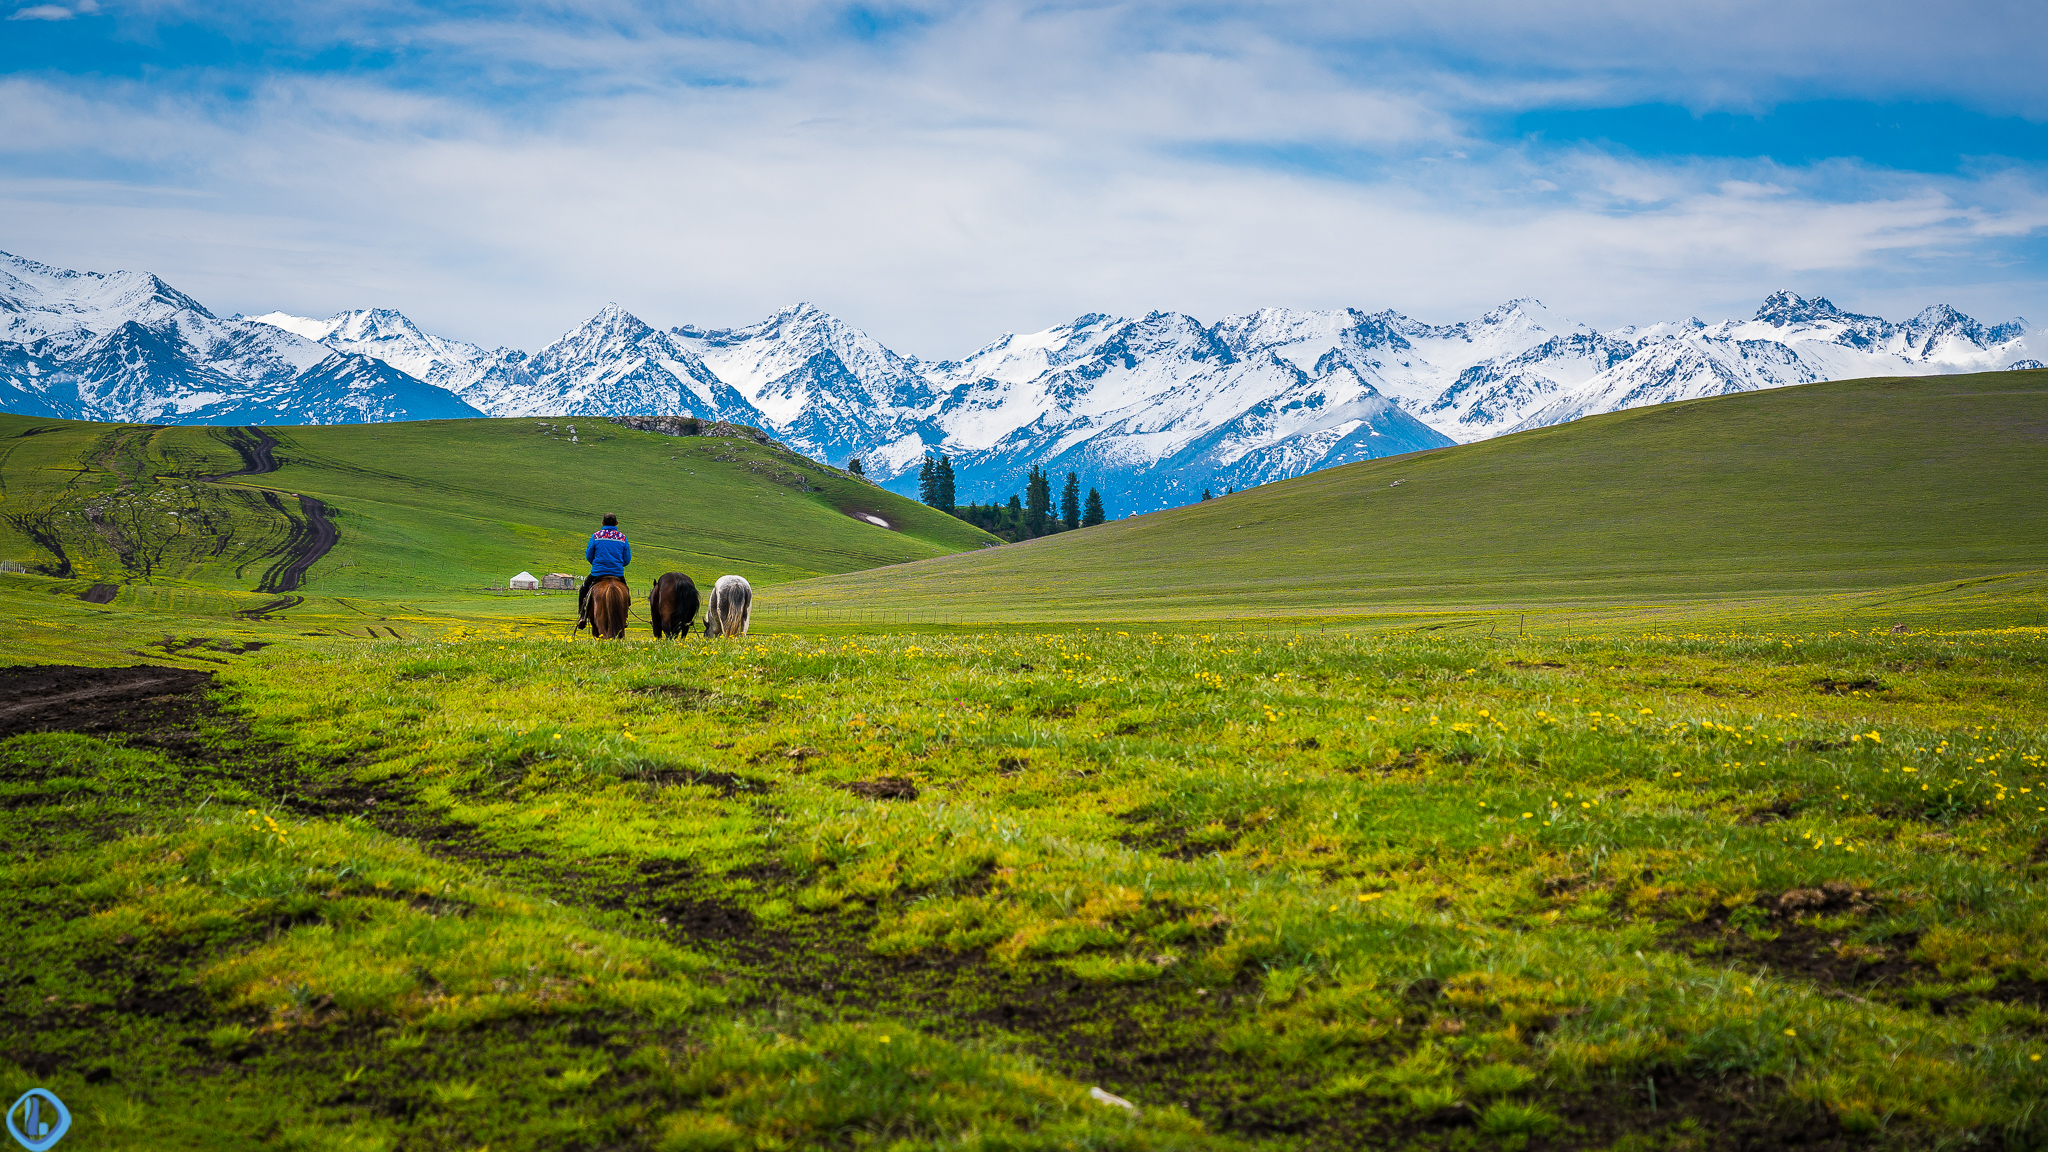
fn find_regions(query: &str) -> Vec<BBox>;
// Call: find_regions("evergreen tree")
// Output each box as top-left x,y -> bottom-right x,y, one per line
1061,471 -> 1080,530
918,454 -> 937,506
1025,466 -> 1053,535
847,457 -> 864,477
1007,494 -> 1024,534
1082,487 -> 1105,526
1201,488 -> 1213,501
936,454 -> 956,513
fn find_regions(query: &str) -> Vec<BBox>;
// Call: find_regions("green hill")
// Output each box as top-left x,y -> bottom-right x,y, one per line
770,369 -> 2048,625
0,415 -> 995,597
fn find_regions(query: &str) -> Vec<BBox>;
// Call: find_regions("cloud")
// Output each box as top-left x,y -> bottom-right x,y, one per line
1,2 -> 2043,352
10,4 -> 80,20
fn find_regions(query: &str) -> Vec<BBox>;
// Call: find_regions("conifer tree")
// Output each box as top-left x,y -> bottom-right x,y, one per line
918,454 -> 937,506
847,457 -> 864,477
936,454 -> 956,514
1201,488 -> 1213,501
1061,471 -> 1080,530
1025,466 -> 1053,535
1082,487 -> 1105,526
1007,494 -> 1024,536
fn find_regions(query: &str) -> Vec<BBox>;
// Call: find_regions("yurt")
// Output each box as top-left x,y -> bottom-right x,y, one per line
508,571 -> 540,590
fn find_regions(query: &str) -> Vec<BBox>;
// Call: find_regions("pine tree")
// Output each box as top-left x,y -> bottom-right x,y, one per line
1061,471 -> 1080,530
847,457 -> 864,477
936,454 -> 956,514
1007,494 -> 1024,535
1082,487 -> 1105,526
1025,466 -> 1053,535
918,454 -> 937,506
1201,488 -> 1213,501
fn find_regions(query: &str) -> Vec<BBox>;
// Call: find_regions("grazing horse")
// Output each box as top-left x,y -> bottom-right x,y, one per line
704,574 -> 753,637
649,571 -> 700,639
585,575 -> 631,639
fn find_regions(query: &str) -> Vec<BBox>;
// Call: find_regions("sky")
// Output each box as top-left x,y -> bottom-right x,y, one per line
2,1 -> 2045,358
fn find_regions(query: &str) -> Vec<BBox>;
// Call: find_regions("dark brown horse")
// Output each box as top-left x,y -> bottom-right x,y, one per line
649,572 -> 700,639
584,575 -> 631,639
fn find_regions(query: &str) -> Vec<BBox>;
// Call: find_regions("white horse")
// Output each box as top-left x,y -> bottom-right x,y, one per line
704,574 -> 753,637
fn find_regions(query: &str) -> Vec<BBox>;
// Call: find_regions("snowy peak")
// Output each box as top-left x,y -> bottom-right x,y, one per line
248,306 -> 517,402
540,302 -> 656,361
0,251 -> 477,426
933,313 -> 1127,387
1753,291 -> 1855,326
670,302 -> 935,458
0,251 -> 216,325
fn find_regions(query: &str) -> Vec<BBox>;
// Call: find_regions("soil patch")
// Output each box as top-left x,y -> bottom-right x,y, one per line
1663,884 -> 1926,994
0,664 -> 214,739
845,775 -> 919,801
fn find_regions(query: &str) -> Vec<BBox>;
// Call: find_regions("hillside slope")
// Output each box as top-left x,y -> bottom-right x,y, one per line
768,369 -> 2048,622
0,416 -> 995,595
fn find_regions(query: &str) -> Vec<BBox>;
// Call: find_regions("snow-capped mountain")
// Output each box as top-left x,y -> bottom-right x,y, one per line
5,249 -> 2035,515
1506,293 -> 2033,434
0,251 -> 480,424
916,310 -> 1453,504
247,307 -> 532,412
671,303 -> 941,470
255,303 -> 768,423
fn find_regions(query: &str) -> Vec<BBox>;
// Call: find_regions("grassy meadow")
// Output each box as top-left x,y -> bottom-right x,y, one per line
0,413 -> 993,598
5,372 -> 2048,1151
771,369 -> 2048,626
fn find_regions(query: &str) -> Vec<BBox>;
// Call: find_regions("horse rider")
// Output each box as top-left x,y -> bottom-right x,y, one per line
577,513 -> 631,628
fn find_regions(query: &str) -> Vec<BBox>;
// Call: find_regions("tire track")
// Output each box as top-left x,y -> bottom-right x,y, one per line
254,494 -> 336,594
197,427 -> 338,595
206,426 -> 280,478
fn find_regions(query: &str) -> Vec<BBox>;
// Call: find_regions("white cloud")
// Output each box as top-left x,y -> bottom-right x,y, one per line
1,2 -> 2043,352
10,4 -> 79,20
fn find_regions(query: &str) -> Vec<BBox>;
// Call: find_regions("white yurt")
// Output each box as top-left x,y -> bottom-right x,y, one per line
508,571 -> 540,590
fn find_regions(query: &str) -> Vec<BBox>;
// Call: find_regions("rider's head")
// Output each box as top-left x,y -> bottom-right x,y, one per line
602,514 -> 618,527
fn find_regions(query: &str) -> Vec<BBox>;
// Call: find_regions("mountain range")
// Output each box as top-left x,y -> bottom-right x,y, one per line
3,249 -> 2035,513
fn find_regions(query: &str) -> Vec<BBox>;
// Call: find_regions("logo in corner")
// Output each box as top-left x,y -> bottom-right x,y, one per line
6,1090 -> 70,1151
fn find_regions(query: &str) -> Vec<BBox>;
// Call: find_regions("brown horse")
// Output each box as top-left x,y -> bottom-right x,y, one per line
585,575 -> 631,639
648,572 -> 700,639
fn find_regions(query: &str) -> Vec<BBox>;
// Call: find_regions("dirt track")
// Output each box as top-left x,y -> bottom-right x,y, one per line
207,426 -> 280,478
0,664 -> 213,739
255,494 -> 336,594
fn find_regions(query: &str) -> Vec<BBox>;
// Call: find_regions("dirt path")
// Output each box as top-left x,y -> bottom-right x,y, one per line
207,426 -> 281,477
254,494 -> 336,594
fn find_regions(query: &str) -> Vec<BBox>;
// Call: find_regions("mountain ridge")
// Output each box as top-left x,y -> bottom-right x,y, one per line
1,249 -> 2033,514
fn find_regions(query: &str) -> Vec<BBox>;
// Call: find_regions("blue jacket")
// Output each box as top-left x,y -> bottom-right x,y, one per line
586,527 -> 631,577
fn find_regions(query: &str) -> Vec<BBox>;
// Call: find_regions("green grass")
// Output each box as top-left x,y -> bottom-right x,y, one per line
6,615 -> 2048,1150
0,414 -> 995,596
7,376 -> 2048,1149
770,370 -> 2048,625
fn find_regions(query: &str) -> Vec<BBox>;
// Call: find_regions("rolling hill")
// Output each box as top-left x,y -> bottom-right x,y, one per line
766,369 -> 2048,624
0,415 -> 996,598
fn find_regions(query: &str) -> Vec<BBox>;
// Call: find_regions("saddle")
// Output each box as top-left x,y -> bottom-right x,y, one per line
576,574 -> 629,631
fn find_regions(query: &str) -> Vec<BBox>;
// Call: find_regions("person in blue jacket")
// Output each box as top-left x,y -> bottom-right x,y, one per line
577,513 -> 631,626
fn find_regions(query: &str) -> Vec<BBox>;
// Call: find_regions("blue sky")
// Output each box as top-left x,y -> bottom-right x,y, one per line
2,1 -> 2043,354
